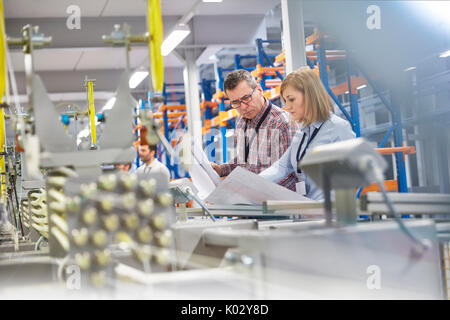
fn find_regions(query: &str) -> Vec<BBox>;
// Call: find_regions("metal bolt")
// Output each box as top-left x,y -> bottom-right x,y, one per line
90,271 -> 107,287
139,179 -> 156,196
153,248 -> 170,266
80,182 -> 98,198
133,245 -> 152,263
120,173 -> 138,190
99,196 -> 114,212
94,249 -> 111,267
157,192 -> 173,207
71,228 -> 89,247
91,229 -> 108,248
98,174 -> 117,191
151,213 -> 166,230
136,226 -> 153,244
102,214 -> 119,232
137,199 -> 154,217
122,213 -> 139,230
74,252 -> 91,271
155,230 -> 172,247
82,207 -> 98,226
121,193 -> 136,210
67,196 -> 81,214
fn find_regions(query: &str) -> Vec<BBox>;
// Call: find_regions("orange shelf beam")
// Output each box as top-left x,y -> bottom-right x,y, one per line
158,118 -> 187,124
252,65 -> 285,79
275,51 -> 285,64
331,76 -> 367,95
359,180 -> 398,195
213,88 -> 227,101
203,109 -> 240,134
263,86 -> 281,100
376,146 -> 416,156
161,104 -> 187,111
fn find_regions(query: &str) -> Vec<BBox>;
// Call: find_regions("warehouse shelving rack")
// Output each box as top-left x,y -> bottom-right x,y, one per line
272,30 -> 414,195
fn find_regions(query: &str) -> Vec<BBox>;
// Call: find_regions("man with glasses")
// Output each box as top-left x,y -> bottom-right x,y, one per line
136,142 -> 171,182
211,69 -> 298,190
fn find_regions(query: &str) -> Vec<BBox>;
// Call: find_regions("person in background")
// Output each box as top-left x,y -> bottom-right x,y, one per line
210,69 -> 298,190
259,67 -> 356,200
115,163 -> 132,172
136,142 -> 171,182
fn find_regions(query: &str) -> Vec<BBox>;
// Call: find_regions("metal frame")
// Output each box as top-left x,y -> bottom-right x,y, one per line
314,37 -> 408,193
255,38 -> 284,90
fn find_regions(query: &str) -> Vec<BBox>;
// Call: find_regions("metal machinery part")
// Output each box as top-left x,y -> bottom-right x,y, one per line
3,132 -> 448,298
62,171 -> 175,288
1,23 -> 175,290
165,139 -> 450,299
299,138 -> 387,226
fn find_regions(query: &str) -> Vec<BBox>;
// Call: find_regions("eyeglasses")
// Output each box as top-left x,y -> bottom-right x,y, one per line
229,87 -> 256,109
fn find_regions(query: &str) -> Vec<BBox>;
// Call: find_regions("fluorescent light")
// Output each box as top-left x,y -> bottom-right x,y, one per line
439,50 -> 450,58
77,127 -> 89,138
76,127 -> 90,146
102,97 -> 116,111
411,2 -> 450,28
129,71 -> 148,89
203,0 -> 223,2
161,25 -> 191,56
404,66 -> 416,72
356,84 -> 367,90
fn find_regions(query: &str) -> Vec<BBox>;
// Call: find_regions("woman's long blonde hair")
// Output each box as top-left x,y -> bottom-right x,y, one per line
280,66 -> 334,125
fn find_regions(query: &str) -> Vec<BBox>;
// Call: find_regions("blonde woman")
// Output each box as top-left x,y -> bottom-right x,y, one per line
259,67 -> 355,200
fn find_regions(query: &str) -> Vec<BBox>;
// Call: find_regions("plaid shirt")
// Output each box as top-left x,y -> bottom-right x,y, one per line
219,99 -> 299,191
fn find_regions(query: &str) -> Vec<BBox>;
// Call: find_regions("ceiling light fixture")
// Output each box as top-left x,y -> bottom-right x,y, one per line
102,97 -> 116,111
161,24 -> 191,56
129,71 -> 149,89
439,49 -> 450,58
404,66 -> 417,72
356,84 -> 367,90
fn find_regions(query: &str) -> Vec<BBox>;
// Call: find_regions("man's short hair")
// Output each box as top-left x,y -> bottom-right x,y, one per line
223,69 -> 258,94
140,142 -> 157,153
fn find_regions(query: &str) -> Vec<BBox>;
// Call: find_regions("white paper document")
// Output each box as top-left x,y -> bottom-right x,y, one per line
188,140 -> 222,199
205,166 -> 311,205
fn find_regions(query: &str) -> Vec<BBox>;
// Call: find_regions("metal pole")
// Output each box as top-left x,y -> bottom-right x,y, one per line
436,125 -> 450,193
346,59 -> 361,137
256,39 -> 267,90
162,104 -> 171,172
182,48 -> 203,149
202,79 -> 215,162
281,0 -> 307,73
390,91 -> 408,193
217,67 -> 227,163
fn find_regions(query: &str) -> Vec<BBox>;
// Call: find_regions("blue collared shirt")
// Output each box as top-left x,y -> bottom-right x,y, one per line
259,113 -> 356,200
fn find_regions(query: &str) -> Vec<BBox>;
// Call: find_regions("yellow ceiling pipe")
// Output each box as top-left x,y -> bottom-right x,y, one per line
148,0 -> 164,92
0,0 -> 8,202
85,79 -> 97,147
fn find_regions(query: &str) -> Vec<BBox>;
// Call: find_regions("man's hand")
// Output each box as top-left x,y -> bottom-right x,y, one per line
210,162 -> 222,176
